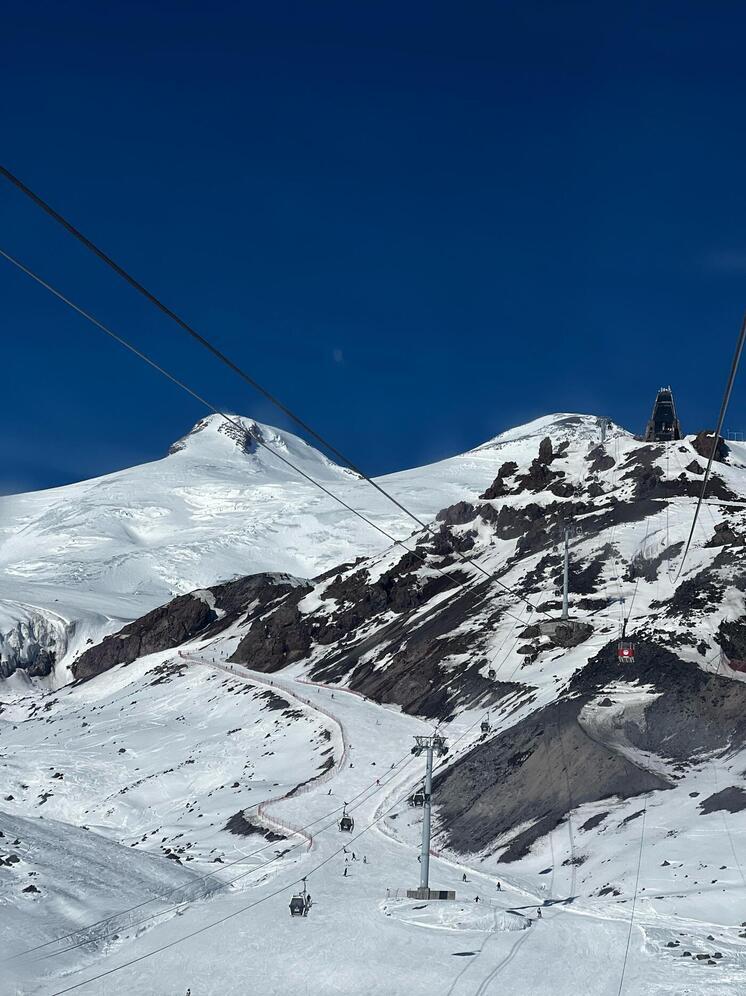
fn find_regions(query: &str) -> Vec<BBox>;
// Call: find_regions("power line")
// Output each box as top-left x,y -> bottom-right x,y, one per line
0,246 -> 530,630
676,312 -> 746,580
0,165 -> 547,616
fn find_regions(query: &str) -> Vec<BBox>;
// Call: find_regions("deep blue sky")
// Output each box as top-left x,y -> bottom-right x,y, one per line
3,1 -> 746,493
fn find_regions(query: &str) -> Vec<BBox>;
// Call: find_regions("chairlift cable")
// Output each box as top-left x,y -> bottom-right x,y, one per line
12,744 -> 415,963
0,246 -> 529,627
39,756 -> 417,966
0,166 -> 548,618
22,674 -> 489,968
48,718 -> 496,996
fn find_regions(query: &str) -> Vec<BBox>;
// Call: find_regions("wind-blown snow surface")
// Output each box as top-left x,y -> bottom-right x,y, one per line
0,413 -> 590,684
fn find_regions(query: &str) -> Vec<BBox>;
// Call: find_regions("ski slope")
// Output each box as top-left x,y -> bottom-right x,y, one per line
5,636 -> 744,995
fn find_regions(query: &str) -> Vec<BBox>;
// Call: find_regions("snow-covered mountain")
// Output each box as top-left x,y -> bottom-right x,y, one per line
5,410 -> 746,995
1,412 -> 580,685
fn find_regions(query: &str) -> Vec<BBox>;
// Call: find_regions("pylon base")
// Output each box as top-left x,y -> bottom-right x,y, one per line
406,888 -> 456,900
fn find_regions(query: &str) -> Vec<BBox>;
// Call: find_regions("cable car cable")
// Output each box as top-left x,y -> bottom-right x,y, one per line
676,312 -> 746,581
0,246 -> 528,628
0,167 -> 548,618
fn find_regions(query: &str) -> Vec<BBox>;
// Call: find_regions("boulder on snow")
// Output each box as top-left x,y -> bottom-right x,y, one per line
698,787 -> 746,815
586,445 -> 616,473
538,437 -> 554,464
705,522 -> 744,548
691,430 -> 729,463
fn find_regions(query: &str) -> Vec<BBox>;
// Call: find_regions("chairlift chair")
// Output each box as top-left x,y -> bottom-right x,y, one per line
409,788 -> 426,808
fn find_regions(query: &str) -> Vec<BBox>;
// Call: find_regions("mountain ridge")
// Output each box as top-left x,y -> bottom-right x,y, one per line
0,410 -> 615,683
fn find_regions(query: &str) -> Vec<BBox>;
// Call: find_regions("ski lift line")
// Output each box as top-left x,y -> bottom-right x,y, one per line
676,311 -> 746,581
0,169 -> 550,622
48,673 -> 537,990
553,712 -> 578,898
621,517 -> 651,634
38,760 -> 418,967
27,754 -> 418,967
47,759 -> 424,996
0,247 -> 530,630
10,739 -> 415,964
615,802 -> 648,996
25,652 -> 431,965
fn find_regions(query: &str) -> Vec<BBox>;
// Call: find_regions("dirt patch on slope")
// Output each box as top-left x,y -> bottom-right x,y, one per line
698,787 -> 746,815
433,698 -> 669,859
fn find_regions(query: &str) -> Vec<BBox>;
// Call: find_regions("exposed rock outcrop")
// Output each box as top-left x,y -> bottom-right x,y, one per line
691,430 -> 729,464
436,502 -> 477,526
586,445 -> 616,473
480,461 -> 518,500
73,574 -> 303,682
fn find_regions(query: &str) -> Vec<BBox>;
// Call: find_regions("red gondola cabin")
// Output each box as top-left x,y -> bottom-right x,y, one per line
617,641 -> 635,664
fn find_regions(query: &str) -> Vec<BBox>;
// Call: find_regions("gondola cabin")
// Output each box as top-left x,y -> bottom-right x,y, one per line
617,641 -> 635,664
339,811 -> 354,832
487,668 -> 496,680
409,789 -> 426,808
480,718 -> 491,733
289,894 -> 306,916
